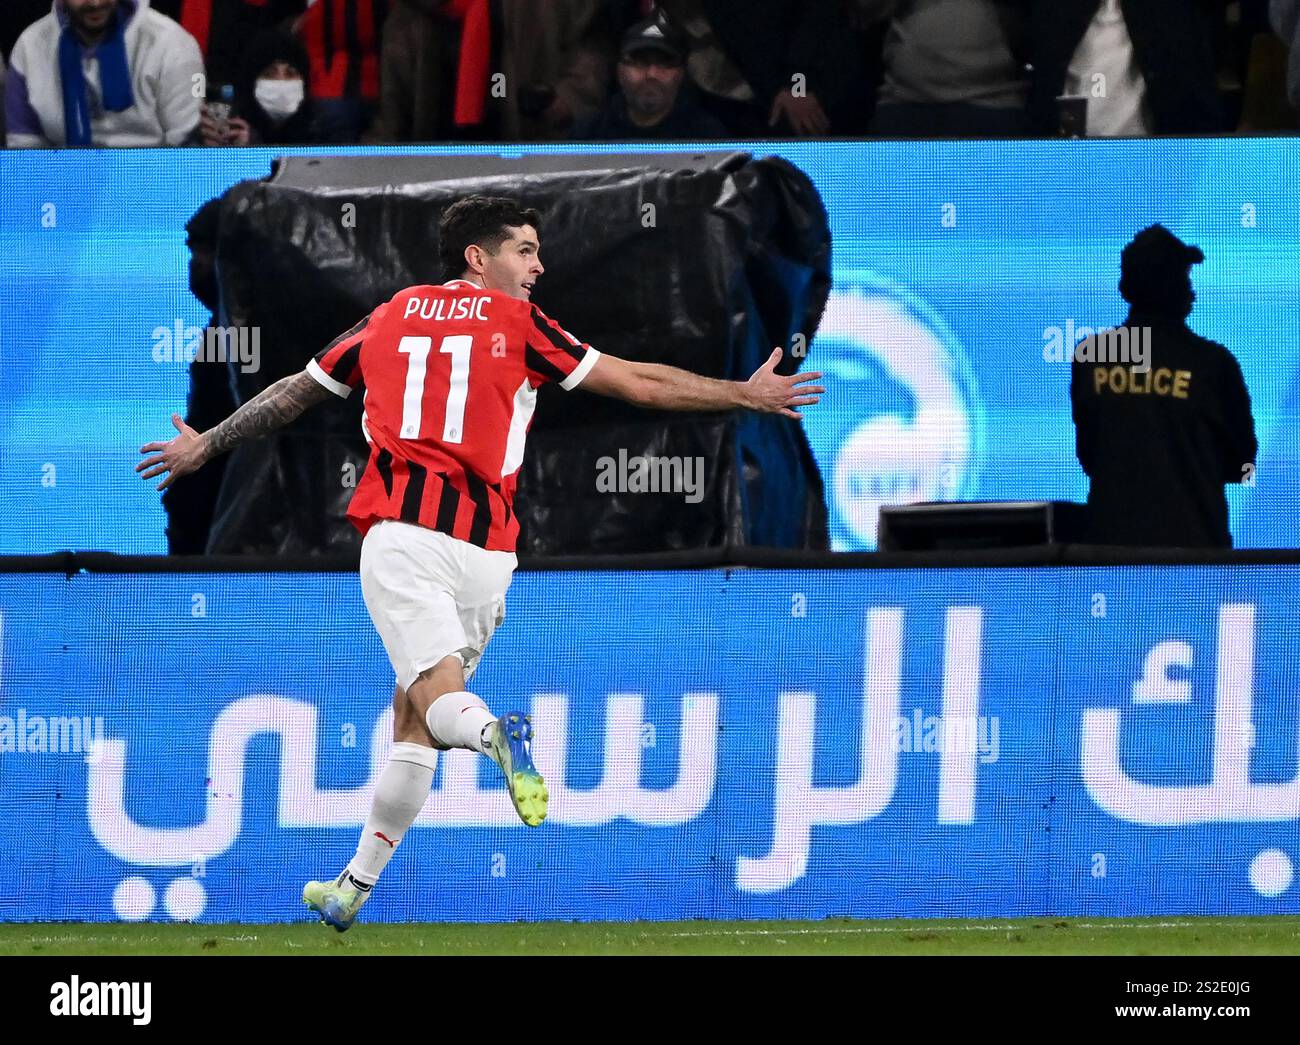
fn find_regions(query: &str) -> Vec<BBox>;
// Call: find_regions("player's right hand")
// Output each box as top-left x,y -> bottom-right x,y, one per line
136,414 -> 206,491
744,347 -> 824,419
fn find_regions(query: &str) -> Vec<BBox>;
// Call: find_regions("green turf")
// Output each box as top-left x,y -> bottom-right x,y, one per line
2,917 -> 1298,955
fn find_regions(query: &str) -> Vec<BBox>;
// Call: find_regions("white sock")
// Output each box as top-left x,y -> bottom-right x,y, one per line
340,742 -> 438,900
425,690 -> 496,755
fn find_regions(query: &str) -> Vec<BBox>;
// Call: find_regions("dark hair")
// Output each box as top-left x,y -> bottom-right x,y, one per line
235,29 -> 313,145
185,196 -> 223,248
438,196 -> 542,280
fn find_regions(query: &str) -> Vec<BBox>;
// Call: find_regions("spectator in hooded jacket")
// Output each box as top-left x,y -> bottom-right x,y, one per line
156,0 -> 307,88
1,0 -> 56,62
6,0 -> 203,147
199,27 -> 328,144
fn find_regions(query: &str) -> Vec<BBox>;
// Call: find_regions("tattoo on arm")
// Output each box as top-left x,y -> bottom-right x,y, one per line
202,370 -> 334,461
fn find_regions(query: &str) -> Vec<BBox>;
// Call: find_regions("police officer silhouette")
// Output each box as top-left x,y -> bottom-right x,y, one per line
1070,225 -> 1256,547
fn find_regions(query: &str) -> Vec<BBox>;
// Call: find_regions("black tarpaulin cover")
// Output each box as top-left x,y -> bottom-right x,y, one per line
206,151 -> 830,556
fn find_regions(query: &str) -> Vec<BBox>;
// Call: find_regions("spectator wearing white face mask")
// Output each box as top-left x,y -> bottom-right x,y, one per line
200,27 -> 328,145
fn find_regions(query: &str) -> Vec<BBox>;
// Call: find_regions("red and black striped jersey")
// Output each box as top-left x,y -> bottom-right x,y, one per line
307,278 -> 600,551
298,0 -> 387,101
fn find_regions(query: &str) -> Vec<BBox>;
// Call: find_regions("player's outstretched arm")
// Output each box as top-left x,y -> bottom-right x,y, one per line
581,347 -> 824,418
136,369 -> 333,491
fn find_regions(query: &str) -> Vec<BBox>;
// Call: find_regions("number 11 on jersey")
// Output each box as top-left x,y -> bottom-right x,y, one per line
398,334 -> 472,443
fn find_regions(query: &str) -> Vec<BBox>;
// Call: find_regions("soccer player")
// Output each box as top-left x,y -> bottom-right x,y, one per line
136,195 -> 823,930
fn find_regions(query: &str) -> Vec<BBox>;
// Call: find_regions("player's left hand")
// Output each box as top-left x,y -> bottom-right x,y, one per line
137,414 -> 206,491
745,347 -> 824,419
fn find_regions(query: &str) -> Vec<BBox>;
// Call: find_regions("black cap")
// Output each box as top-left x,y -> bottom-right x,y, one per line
1119,225 -> 1204,314
1121,224 -> 1205,276
621,16 -> 687,63
239,28 -> 311,89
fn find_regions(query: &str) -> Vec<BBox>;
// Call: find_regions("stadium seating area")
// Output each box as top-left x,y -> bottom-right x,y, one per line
3,1 -> 1299,148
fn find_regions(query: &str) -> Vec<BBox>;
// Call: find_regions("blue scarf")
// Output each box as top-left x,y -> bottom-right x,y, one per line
59,4 -> 135,146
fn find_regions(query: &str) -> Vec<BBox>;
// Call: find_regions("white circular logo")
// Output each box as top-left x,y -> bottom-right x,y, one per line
810,279 -> 983,549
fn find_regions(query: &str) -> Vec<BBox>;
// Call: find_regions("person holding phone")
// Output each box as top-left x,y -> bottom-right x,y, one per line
199,28 -> 325,145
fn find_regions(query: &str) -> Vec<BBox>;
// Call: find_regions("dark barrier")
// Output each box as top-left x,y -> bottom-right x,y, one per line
206,152 -> 830,556
8,547 -> 1300,575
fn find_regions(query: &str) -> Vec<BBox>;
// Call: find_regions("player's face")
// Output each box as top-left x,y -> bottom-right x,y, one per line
479,225 -> 544,301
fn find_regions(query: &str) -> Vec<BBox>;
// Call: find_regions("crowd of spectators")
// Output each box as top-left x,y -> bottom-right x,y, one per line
2,1 -> 1298,147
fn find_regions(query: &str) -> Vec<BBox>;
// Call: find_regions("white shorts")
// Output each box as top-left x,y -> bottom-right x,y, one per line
359,519 -> 517,690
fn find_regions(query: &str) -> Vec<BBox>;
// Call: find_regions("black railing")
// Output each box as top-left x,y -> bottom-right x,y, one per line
3,546 -> 1300,575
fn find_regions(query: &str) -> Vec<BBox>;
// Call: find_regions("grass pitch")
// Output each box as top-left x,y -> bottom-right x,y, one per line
2,917 -> 1298,956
